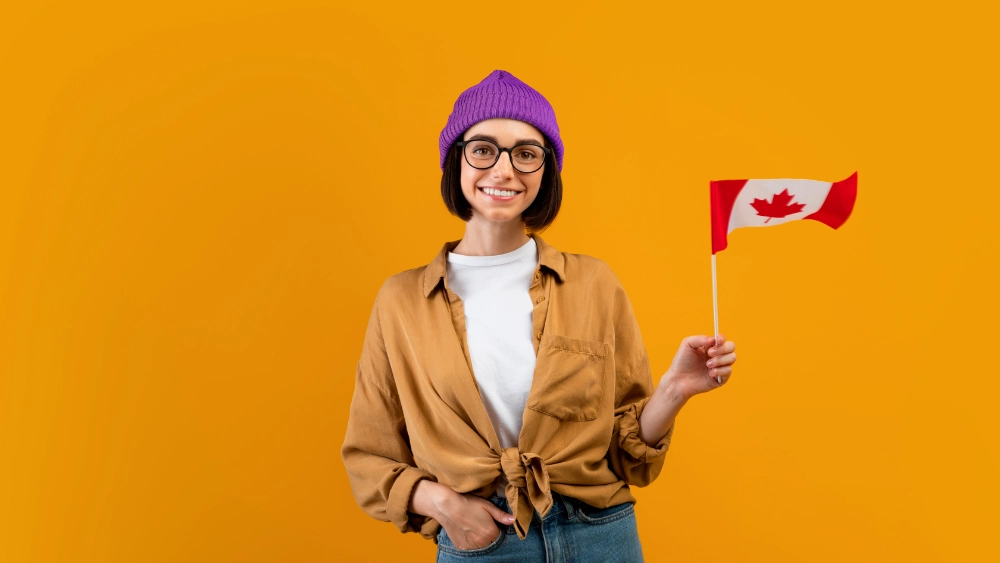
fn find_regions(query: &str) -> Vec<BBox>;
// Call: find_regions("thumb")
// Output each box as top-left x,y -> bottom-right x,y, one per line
485,502 -> 515,523
686,335 -> 715,349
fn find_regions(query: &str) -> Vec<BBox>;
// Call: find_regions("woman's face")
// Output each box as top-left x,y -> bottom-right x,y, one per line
459,118 -> 546,226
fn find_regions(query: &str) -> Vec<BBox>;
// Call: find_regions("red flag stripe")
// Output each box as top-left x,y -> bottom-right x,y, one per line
710,179 -> 746,254
803,171 -> 858,229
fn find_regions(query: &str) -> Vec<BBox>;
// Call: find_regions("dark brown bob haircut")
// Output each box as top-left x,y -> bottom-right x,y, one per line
440,135 -> 562,233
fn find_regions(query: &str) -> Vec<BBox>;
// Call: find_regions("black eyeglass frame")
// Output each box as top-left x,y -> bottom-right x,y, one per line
455,139 -> 552,174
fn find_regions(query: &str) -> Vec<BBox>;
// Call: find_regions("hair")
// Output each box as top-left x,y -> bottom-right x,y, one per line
440,135 -> 562,233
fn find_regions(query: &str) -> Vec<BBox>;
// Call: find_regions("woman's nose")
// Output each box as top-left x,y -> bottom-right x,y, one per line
492,151 -> 514,176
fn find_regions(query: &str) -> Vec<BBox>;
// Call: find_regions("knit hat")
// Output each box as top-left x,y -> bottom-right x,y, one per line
439,70 -> 564,172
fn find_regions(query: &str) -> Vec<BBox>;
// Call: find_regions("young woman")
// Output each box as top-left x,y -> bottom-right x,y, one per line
342,70 -> 737,562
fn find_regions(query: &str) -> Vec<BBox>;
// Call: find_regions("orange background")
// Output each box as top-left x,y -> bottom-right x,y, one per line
2,1 -> 997,561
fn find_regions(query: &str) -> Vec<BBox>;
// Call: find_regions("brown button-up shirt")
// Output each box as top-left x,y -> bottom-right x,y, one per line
341,233 -> 674,543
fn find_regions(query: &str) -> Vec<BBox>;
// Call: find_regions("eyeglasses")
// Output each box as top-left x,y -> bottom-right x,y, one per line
455,139 -> 550,174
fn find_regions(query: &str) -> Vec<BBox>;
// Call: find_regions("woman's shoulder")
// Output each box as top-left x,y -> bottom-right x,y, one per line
558,250 -> 623,287
373,266 -> 427,305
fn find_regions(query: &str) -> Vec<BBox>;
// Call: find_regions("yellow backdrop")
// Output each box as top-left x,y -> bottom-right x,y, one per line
2,1 -> 997,561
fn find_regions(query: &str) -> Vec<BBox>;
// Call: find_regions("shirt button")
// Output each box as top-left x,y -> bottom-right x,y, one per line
536,332 -> 543,340
535,296 -> 545,303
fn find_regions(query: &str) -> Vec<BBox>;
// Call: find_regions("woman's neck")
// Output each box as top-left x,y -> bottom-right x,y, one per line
452,219 -> 530,257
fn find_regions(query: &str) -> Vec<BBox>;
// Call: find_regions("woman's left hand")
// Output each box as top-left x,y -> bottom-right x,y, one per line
661,334 -> 737,401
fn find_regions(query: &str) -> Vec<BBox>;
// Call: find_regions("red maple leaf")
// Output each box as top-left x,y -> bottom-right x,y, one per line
750,189 -> 805,223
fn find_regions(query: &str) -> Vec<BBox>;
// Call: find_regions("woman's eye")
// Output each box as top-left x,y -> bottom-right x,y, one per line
518,151 -> 536,160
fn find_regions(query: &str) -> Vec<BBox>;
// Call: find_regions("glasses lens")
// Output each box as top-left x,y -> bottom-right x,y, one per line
511,145 -> 545,173
464,140 -> 499,168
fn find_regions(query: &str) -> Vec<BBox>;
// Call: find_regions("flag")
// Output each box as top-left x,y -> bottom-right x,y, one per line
710,172 -> 857,254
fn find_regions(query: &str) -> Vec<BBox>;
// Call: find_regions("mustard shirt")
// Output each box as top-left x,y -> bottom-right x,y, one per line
340,233 -> 674,543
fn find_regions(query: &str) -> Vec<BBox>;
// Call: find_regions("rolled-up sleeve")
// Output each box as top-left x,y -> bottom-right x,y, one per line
605,274 -> 674,487
340,287 -> 439,537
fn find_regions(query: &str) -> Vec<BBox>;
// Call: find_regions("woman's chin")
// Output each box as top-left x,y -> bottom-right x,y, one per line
472,209 -> 525,224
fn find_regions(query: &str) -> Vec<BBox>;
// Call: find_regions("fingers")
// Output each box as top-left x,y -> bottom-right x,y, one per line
706,351 -> 736,369
709,365 -> 732,379
707,337 -> 736,382
708,340 -> 735,358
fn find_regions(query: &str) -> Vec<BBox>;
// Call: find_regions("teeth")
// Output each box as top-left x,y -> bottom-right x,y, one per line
483,187 -> 517,197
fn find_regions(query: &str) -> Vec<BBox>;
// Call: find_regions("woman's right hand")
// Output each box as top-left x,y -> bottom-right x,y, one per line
413,481 -> 515,550
437,491 -> 514,550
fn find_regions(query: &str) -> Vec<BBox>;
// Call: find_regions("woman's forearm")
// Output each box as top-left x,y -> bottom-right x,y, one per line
638,373 -> 688,447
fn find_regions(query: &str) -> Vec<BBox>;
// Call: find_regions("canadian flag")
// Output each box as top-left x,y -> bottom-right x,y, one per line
710,172 -> 857,254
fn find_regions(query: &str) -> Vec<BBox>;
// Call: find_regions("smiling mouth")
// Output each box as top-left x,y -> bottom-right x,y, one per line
478,187 -> 522,197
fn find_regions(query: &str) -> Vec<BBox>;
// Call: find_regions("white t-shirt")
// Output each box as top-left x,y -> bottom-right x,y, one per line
446,237 -> 538,501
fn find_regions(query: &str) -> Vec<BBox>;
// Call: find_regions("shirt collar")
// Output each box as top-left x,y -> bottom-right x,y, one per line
422,233 -> 565,298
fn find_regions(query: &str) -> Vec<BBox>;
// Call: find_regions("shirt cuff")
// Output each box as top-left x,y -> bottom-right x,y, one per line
617,398 -> 674,463
386,465 -> 439,536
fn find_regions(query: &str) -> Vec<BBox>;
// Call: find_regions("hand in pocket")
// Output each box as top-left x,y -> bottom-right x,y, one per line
438,493 -> 513,550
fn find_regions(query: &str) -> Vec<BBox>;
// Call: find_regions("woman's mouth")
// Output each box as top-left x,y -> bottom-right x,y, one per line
478,186 -> 521,200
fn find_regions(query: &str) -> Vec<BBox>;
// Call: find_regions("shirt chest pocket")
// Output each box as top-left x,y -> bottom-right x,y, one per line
526,334 -> 609,422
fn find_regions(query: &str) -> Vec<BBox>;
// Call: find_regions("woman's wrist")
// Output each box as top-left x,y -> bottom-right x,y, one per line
656,372 -> 690,407
408,479 -> 453,521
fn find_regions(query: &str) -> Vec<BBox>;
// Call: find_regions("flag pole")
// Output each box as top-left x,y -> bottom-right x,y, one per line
711,253 -> 722,384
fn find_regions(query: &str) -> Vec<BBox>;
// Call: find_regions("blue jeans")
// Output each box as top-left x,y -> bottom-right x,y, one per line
435,491 -> 644,562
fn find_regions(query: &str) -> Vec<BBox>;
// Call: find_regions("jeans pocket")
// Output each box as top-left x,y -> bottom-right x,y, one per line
574,501 -> 635,525
437,523 -> 505,556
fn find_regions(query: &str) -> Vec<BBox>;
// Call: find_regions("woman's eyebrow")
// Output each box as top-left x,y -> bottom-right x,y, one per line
467,133 -> 544,146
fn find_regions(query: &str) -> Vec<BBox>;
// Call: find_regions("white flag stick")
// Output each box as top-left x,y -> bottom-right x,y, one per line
711,253 -> 722,384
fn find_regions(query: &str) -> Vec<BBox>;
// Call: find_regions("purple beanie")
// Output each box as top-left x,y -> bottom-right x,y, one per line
439,70 -> 564,172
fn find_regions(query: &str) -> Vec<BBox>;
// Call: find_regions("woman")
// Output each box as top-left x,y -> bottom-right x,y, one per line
341,70 -> 737,562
